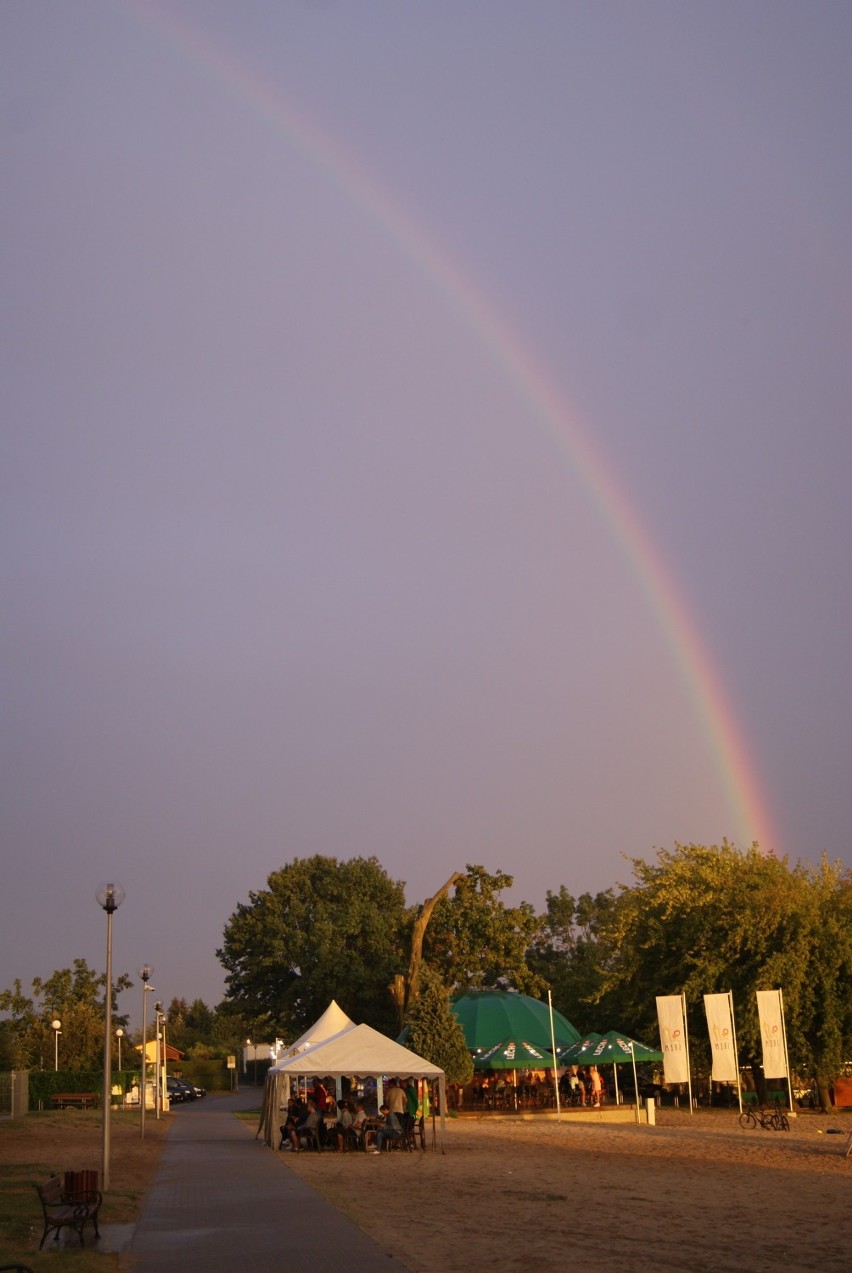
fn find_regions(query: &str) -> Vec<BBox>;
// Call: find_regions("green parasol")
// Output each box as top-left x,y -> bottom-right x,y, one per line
473,1038 -> 555,1070
452,990 -> 580,1052
572,1030 -> 663,1065
570,1029 -> 663,1119
558,1032 -> 603,1063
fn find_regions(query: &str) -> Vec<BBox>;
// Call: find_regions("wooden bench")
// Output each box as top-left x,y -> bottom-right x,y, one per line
50,1093 -> 99,1110
34,1175 -> 102,1249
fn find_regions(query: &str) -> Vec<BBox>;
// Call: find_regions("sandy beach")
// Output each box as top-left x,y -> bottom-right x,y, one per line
280,1109 -> 852,1272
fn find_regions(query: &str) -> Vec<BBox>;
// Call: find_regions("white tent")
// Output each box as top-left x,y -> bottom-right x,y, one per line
259,1019 -> 446,1149
275,999 -> 356,1062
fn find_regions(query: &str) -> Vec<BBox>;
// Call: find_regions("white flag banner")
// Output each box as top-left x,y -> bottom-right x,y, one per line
756,990 -> 788,1079
704,993 -> 738,1081
656,995 -> 690,1084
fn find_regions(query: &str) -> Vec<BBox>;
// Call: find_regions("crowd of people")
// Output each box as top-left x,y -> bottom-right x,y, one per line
279,1077 -> 422,1153
465,1065 -> 607,1109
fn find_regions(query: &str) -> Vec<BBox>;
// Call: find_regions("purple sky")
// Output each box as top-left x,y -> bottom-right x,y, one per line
3,1 -> 851,1026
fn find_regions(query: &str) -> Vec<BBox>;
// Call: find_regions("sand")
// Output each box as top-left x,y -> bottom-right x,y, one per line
280,1109 -> 852,1272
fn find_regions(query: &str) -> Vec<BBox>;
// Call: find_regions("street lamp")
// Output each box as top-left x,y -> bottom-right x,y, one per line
115,1027 -> 124,1070
138,965 -> 153,1138
96,881 -> 125,1191
51,1019 -> 61,1072
154,1002 -> 163,1120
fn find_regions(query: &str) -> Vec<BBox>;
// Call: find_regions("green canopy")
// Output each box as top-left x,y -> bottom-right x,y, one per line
572,1030 -> 662,1065
569,1029 -> 662,1120
473,1038 -> 556,1071
558,1032 -> 603,1063
452,991 -> 580,1052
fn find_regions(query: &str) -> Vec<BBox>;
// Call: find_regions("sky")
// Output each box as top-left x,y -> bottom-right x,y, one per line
3,1 -> 851,1027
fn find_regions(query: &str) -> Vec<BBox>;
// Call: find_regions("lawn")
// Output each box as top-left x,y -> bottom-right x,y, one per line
0,1108 -> 169,1271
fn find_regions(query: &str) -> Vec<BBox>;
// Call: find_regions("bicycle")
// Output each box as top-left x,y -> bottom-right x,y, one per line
738,1100 -> 790,1131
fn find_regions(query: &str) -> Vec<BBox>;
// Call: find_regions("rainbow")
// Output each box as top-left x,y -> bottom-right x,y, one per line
117,0 -> 776,853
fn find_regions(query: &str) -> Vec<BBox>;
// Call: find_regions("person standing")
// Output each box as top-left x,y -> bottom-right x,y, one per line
386,1078 -> 406,1118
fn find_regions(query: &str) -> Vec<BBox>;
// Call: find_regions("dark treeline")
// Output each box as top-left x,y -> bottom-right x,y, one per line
4,844 -> 850,1106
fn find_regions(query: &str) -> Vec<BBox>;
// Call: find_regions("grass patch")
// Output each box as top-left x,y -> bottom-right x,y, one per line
0,1108 -> 169,1271
233,1108 -> 262,1123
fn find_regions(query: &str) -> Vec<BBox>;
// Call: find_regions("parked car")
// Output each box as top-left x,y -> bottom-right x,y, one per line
166,1077 -> 193,1103
167,1076 -> 207,1102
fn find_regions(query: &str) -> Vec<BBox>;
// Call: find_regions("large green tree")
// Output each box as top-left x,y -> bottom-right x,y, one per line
526,884 -> 619,1034
422,865 -> 544,997
404,966 -> 473,1085
533,843 -> 852,1108
217,855 -> 408,1039
0,958 -> 132,1071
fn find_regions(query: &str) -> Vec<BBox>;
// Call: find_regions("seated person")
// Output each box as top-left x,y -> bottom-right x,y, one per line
333,1099 -> 354,1151
371,1104 -> 403,1153
279,1095 -> 307,1148
349,1101 -> 368,1149
286,1098 -> 320,1151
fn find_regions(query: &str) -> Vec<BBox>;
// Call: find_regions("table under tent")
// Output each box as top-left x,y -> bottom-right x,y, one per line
257,1005 -> 447,1150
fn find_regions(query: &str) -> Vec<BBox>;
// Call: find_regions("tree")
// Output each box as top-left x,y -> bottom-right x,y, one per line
390,870 -> 462,1030
526,884 -> 619,1033
537,843 -> 852,1109
0,958 -> 132,1071
404,966 -> 473,1085
422,865 -> 545,997
217,855 -> 408,1039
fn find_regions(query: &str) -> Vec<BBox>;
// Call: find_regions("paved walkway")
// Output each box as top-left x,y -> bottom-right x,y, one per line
129,1089 -> 409,1272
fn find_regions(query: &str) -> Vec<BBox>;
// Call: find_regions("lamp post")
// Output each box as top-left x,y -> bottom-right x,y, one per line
115,1027 -> 124,1070
161,1012 -> 168,1110
96,881 -> 125,1191
154,1002 -> 162,1120
138,966 -> 153,1138
51,1019 -> 61,1072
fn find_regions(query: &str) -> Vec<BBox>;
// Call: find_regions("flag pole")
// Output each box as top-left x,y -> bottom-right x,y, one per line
682,993 -> 694,1115
728,990 -> 743,1114
778,988 -> 793,1113
547,990 -> 561,1121
629,1041 -> 640,1124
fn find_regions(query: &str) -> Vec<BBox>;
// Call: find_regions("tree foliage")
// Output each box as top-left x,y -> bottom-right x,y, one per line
422,865 -> 544,997
165,996 -> 234,1059
0,958 -> 132,1070
217,855 -> 408,1038
530,843 -> 852,1100
404,966 -> 473,1085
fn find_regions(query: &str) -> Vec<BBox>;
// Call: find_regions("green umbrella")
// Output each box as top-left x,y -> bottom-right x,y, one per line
571,1029 -> 663,1118
473,1038 -> 555,1070
558,1032 -> 603,1063
452,991 -> 580,1052
472,1036 -> 557,1110
573,1030 -> 663,1065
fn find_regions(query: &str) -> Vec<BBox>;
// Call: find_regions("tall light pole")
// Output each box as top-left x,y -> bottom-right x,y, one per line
51,1018 -> 61,1071
154,1002 -> 162,1120
96,881 -> 125,1191
138,966 -> 153,1138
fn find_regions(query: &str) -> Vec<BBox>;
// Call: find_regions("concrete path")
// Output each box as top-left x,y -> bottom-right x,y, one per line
129,1089 -> 409,1272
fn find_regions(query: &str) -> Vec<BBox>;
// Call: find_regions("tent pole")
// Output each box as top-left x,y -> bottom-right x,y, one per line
438,1075 -> 446,1152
